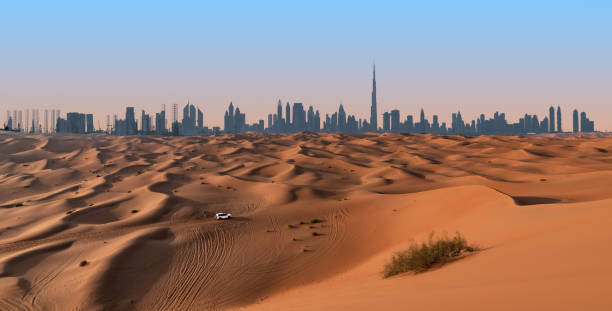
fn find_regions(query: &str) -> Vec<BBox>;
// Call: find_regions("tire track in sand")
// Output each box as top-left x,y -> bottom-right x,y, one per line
141,223 -> 236,310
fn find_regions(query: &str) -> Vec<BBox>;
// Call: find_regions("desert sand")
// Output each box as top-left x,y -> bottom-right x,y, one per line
1,132 -> 611,310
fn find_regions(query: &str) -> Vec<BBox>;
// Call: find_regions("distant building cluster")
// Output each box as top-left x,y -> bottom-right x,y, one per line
56,113 -> 95,134
3,65 -> 599,136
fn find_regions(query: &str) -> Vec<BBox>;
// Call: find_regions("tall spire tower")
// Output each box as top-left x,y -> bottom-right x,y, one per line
370,63 -> 378,131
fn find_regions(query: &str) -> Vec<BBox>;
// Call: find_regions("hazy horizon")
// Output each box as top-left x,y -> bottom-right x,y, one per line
2,1 -> 611,131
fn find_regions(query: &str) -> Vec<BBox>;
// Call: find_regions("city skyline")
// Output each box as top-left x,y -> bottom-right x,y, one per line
2,63 -> 609,133
3,66 -> 598,136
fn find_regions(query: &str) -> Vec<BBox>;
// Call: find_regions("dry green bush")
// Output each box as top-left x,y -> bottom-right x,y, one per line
383,232 -> 477,278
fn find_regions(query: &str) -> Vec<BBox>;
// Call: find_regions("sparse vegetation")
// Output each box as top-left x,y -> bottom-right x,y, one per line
312,232 -> 321,236
310,219 -> 323,224
288,224 -> 297,229
79,260 -> 88,267
540,178 -> 547,182
383,232 -> 477,278
15,203 -> 23,207
131,210 -> 139,214
299,221 -> 307,225
66,210 -> 74,215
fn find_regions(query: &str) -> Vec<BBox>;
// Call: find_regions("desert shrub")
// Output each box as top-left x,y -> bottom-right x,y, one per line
312,232 -> 320,236
79,260 -> 88,267
383,232 -> 477,278
310,219 -> 323,224
299,221 -> 307,225
288,224 -> 297,229
15,203 -> 23,207
66,210 -> 74,215
131,210 -> 139,214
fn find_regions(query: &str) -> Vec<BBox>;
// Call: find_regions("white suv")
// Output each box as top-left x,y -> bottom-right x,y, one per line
215,213 -> 232,220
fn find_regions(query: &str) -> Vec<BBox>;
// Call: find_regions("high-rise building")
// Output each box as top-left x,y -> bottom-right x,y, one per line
338,104 -> 346,130
573,109 -> 579,133
285,102 -> 291,129
277,100 -> 283,131
268,114 -> 273,130
197,108 -> 203,129
44,110 -> 49,133
126,107 -> 136,135
61,112 -> 86,134
292,103 -> 306,132
391,109 -> 400,132
549,106 -> 555,132
370,64 -> 377,131
307,106 -> 315,131
432,115 -> 440,132
86,114 -> 94,133
556,106 -> 562,133
382,112 -> 390,132
580,112 -> 595,132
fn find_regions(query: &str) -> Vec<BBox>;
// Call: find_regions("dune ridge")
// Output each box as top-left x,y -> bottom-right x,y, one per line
1,132 -> 612,310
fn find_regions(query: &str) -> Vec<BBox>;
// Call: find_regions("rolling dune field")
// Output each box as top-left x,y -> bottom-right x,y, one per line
1,132 -> 611,310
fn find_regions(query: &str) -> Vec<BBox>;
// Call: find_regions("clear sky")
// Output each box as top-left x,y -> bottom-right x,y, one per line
2,1 -> 611,131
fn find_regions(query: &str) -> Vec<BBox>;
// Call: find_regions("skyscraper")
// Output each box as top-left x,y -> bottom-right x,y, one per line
292,103 -> 306,132
338,104 -> 346,130
549,106 -> 555,132
370,64 -> 377,131
382,112 -> 390,132
44,109 -> 49,133
391,109 -> 400,132
307,106 -> 315,131
285,102 -> 291,130
126,107 -> 136,135
556,106 -> 562,133
197,108 -> 203,129
573,109 -> 579,133
277,100 -> 283,130
86,114 -> 94,133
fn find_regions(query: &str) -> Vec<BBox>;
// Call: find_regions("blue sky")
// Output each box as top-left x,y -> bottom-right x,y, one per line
2,1 -> 611,130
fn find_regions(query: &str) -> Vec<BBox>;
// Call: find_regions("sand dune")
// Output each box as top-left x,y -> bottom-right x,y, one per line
1,132 -> 611,310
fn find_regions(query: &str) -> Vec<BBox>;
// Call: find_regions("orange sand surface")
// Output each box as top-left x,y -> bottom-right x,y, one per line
1,133 -> 611,310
